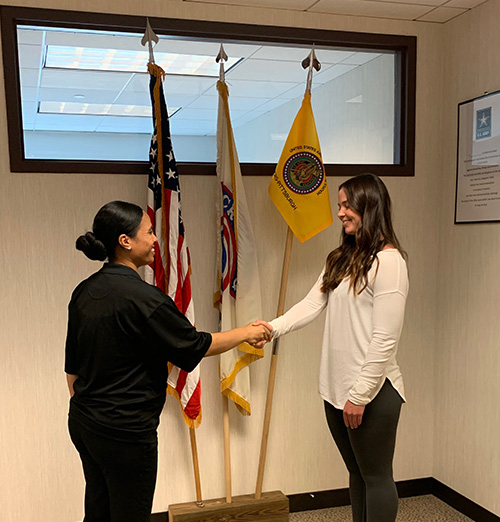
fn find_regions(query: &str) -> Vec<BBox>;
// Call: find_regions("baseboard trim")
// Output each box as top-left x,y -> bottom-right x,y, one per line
151,477 -> 500,522
287,486 -> 350,512
430,478 -> 500,522
287,477 -> 433,513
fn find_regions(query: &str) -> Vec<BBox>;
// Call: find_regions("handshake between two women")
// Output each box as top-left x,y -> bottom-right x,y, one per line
248,320 -> 274,348
205,319 -> 274,356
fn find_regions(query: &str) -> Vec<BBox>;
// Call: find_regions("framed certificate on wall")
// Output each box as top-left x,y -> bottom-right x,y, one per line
455,89 -> 500,223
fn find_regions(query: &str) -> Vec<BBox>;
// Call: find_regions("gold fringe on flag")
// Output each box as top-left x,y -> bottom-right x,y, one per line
216,79 -> 265,416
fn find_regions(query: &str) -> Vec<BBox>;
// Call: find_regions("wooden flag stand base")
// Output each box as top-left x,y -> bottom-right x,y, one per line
168,490 -> 289,522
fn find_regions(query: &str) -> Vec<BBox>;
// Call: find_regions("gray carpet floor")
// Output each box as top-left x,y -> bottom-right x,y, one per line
290,495 -> 473,521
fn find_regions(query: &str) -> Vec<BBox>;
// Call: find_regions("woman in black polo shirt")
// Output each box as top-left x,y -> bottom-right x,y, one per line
65,200 -> 270,522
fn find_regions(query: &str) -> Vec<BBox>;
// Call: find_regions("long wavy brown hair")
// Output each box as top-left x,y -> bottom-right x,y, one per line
321,173 -> 406,295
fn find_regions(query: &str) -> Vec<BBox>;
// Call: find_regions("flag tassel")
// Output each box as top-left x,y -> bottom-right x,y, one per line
255,227 -> 294,499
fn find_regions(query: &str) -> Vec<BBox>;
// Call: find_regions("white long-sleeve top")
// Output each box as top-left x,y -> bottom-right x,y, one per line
270,249 -> 408,409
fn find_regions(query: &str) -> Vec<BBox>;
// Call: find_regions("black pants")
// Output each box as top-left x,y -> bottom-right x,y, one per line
69,416 -> 158,522
324,380 -> 403,522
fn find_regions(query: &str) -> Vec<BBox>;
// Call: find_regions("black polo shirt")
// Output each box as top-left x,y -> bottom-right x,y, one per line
65,263 -> 211,442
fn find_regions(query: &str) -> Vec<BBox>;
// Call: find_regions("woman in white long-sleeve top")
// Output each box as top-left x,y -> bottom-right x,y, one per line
269,173 -> 408,522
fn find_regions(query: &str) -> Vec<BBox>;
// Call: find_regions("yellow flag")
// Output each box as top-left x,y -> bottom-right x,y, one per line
269,92 -> 333,242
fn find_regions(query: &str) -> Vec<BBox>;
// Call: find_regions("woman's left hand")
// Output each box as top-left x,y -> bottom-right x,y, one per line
343,400 -> 365,429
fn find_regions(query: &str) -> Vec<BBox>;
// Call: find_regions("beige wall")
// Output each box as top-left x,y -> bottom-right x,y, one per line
1,0 -> 496,521
435,0 -> 500,515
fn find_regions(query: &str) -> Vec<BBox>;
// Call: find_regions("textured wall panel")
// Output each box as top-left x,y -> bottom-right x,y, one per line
436,0 -> 500,516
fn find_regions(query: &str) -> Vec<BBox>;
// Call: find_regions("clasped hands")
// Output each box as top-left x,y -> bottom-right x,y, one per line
245,320 -> 273,349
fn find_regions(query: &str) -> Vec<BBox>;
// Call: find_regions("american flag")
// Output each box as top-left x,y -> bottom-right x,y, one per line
145,62 -> 202,428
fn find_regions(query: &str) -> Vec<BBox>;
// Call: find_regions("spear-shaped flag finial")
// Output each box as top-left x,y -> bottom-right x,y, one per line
302,46 -> 321,94
141,18 -> 159,64
216,43 -> 228,63
216,43 -> 228,81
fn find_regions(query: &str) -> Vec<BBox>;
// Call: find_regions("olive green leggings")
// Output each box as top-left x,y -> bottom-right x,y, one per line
324,379 -> 403,522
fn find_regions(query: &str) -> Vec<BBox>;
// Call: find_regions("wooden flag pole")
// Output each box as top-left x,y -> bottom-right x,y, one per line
189,427 -> 203,505
223,395 -> 232,503
255,227 -> 294,499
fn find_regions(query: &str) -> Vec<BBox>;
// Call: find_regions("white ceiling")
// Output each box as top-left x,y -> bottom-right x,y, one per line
18,28 -> 383,136
182,0 -> 488,23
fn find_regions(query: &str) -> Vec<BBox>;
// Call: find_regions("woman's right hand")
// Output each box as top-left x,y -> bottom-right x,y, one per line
206,321 -> 273,356
244,321 -> 273,347
343,400 -> 365,429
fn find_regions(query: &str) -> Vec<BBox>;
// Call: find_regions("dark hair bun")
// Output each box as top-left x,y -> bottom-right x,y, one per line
75,231 -> 107,261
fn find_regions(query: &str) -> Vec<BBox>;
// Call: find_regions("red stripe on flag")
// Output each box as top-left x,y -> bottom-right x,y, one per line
153,247 -> 165,293
175,369 -> 187,395
181,272 -> 192,316
183,379 -> 201,419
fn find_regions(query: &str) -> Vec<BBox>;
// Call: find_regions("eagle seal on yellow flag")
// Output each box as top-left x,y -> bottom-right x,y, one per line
269,92 -> 333,242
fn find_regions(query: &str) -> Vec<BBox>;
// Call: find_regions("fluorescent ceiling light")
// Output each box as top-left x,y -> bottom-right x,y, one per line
39,101 -> 179,117
45,45 -> 241,76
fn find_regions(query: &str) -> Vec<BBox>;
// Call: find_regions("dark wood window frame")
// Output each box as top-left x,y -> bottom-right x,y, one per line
0,5 -> 416,176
